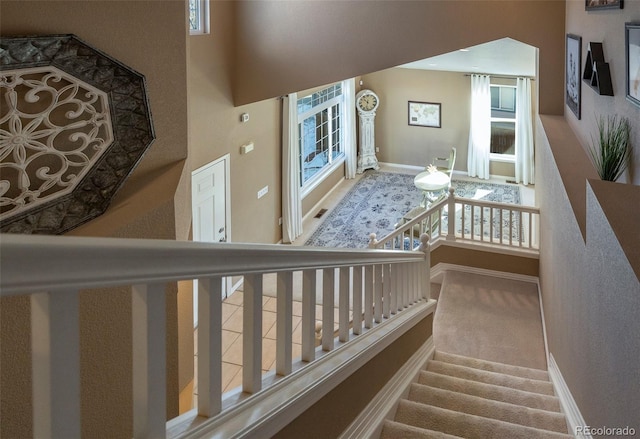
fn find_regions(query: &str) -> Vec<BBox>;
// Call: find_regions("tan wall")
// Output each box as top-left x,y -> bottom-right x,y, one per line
360,69 -> 470,170
361,70 -> 537,177
234,1 -> 565,116
0,1 -> 188,437
188,1 -> 282,244
301,164 -> 345,218
565,0 -> 640,185
431,245 -> 539,277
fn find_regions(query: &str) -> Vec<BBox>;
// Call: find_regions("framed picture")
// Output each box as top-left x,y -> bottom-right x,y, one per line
566,34 -> 582,120
626,22 -> 640,108
585,0 -> 623,10
408,101 -> 441,128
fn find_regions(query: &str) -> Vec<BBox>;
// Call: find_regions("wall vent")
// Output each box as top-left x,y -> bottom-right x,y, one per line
314,208 -> 328,218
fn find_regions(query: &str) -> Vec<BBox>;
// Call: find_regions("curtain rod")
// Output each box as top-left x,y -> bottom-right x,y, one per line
464,73 -> 536,81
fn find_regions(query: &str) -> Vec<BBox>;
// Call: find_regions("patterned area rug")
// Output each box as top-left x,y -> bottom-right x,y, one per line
304,171 -> 521,248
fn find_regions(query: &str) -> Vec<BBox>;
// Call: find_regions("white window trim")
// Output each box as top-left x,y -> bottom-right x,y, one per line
189,0 -> 210,35
298,85 -> 346,198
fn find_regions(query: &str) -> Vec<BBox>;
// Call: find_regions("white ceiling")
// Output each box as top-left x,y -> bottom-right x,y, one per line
398,38 -> 537,78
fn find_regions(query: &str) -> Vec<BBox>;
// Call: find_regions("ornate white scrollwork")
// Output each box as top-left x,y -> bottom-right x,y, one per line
0,66 -> 114,220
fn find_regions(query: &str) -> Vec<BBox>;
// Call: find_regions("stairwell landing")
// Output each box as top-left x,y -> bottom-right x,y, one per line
380,270 -> 570,438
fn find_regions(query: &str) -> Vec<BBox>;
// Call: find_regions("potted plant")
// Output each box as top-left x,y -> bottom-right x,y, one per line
588,115 -> 632,182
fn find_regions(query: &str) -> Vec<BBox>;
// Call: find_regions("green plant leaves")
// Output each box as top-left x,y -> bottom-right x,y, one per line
588,115 -> 631,182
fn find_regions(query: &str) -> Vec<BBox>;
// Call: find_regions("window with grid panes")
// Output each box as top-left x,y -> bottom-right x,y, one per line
297,83 -> 345,188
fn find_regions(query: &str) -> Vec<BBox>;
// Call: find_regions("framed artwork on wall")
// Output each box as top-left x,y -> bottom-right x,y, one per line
408,101 -> 441,128
566,34 -> 582,120
626,22 -> 640,108
585,0 -> 623,10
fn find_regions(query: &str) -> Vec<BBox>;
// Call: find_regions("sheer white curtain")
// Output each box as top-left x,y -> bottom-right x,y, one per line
467,74 -> 491,180
343,78 -> 357,179
515,77 -> 535,185
282,93 -> 302,243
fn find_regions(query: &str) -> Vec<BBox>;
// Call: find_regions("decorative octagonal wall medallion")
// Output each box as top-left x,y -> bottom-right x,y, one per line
0,34 -> 155,234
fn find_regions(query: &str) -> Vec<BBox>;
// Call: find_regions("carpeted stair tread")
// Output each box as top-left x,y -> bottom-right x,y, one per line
394,400 -> 573,439
433,351 -> 549,381
380,420 -> 463,439
426,359 -> 555,395
407,383 -> 568,433
418,370 -> 562,412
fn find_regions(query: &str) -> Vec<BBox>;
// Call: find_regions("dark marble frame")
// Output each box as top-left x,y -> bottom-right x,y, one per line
0,34 -> 155,234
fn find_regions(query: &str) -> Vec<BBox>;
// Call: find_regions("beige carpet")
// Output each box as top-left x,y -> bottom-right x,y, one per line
381,351 -> 570,439
433,270 -> 547,370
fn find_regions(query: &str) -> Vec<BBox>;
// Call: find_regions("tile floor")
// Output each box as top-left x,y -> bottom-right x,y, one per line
192,163 -> 535,404
194,291 -> 340,400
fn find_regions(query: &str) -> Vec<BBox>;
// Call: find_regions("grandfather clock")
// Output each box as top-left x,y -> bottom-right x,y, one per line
356,89 -> 380,173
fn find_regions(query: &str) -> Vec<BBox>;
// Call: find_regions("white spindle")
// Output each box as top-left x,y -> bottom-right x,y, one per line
339,267 -> 350,342
242,274 -> 262,394
529,213 -> 533,248
519,211 -> 523,247
490,207 -> 495,243
509,210 -> 514,246
132,283 -> 166,439
499,209 -> 504,245
31,290 -> 81,439
383,264 -> 391,319
391,264 -> 398,314
322,269 -> 335,351
364,265 -> 374,328
276,271 -> 293,376
197,276 -> 223,417
419,234 -> 431,300
480,206 -> 485,241
447,188 -> 456,240
374,265 -> 382,323
352,266 -> 363,335
461,202 -> 466,239
301,269 -> 317,362
414,263 -> 420,302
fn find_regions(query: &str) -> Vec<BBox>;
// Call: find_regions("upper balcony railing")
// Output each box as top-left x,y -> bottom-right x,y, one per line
0,233 -> 433,439
370,187 -> 540,253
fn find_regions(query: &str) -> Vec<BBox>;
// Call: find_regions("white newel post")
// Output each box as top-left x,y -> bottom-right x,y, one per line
447,187 -> 456,241
31,290 -> 81,439
418,234 -> 431,300
368,233 -> 378,248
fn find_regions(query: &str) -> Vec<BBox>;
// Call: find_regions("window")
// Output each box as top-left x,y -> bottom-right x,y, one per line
490,85 -> 516,159
189,0 -> 209,35
297,83 -> 345,189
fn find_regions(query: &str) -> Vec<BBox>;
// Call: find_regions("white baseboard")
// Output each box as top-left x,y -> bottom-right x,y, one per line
338,337 -> 435,439
430,262 -> 539,286
548,353 -> 591,439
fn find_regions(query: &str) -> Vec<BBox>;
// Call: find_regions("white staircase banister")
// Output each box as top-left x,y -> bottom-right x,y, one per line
0,234 -> 423,296
0,233 -> 433,439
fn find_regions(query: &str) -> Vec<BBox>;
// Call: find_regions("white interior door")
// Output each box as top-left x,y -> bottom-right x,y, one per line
191,154 -> 231,326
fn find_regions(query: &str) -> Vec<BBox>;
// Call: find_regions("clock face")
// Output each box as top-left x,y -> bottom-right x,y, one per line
358,93 -> 378,112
